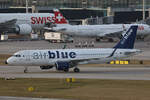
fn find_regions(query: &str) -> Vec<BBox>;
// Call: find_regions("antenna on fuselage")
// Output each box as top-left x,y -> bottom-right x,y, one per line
63,44 -> 67,49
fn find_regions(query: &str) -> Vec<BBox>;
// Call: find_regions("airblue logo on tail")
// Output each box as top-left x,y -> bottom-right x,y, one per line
114,25 -> 138,49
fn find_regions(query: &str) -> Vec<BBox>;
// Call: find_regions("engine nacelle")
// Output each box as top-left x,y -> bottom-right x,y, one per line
40,66 -> 53,70
16,24 -> 32,35
55,61 -> 70,71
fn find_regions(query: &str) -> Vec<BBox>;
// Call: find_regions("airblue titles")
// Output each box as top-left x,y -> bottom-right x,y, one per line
48,51 -> 76,59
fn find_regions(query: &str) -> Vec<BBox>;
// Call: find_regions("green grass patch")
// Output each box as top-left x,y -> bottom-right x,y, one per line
0,78 -> 150,100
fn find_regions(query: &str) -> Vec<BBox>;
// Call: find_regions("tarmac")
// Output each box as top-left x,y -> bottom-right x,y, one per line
0,96 -> 68,100
1,65 -> 150,80
0,40 -> 150,60
0,39 -> 150,100
0,39 -> 150,80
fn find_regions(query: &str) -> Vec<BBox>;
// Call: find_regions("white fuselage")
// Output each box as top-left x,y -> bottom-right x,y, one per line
7,48 -> 141,66
0,13 -> 54,30
53,24 -> 150,37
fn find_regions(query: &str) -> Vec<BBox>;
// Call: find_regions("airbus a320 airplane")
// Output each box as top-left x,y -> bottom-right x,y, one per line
51,9 -> 150,39
6,26 -> 141,73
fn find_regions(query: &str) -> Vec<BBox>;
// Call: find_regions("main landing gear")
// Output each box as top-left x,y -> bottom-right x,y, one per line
73,67 -> 80,73
63,67 -> 80,73
63,68 -> 69,72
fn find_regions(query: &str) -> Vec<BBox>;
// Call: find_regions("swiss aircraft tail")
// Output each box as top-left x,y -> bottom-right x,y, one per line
114,25 -> 138,49
53,9 -> 68,24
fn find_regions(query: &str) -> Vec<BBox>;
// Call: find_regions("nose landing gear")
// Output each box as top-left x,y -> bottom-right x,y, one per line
24,67 -> 28,73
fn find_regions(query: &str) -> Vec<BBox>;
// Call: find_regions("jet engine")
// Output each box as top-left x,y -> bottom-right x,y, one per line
40,66 -> 53,70
55,61 -> 72,72
15,24 -> 32,35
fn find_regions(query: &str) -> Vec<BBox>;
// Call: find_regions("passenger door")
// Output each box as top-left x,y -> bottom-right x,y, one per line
25,51 -> 31,64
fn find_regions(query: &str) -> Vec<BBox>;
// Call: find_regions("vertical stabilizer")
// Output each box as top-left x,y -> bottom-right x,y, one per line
114,25 -> 138,49
53,9 -> 68,24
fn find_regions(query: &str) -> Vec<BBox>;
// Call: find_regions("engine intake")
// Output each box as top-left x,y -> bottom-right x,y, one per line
16,24 -> 32,35
55,61 -> 70,71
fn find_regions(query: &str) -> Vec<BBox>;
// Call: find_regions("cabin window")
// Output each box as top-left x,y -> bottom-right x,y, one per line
13,54 -> 21,57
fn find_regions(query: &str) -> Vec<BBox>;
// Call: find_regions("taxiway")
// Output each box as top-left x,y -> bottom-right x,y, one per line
0,65 -> 150,80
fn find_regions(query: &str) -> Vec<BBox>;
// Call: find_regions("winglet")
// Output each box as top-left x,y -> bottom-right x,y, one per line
53,9 -> 68,24
114,25 -> 138,49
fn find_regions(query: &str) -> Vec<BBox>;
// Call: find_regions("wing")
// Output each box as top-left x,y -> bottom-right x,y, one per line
0,19 -> 17,32
97,29 -> 123,37
57,57 -> 105,66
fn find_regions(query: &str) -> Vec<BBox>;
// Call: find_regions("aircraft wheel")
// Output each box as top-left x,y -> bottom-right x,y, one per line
24,67 -> 28,73
74,68 -> 80,73
64,68 -> 69,72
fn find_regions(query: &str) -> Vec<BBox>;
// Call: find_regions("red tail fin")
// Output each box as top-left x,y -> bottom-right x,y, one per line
53,9 -> 68,24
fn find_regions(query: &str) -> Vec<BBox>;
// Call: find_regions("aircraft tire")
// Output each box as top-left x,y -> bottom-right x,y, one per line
74,68 -> 80,73
24,69 -> 27,73
64,68 -> 69,72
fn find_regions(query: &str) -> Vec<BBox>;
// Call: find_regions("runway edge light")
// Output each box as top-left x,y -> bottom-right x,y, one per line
28,87 -> 34,92
66,78 -> 76,83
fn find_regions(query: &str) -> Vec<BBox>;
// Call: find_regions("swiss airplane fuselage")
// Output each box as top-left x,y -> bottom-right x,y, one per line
54,24 -> 150,37
0,13 -> 54,30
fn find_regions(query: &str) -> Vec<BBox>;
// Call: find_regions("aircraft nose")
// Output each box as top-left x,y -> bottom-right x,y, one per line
5,60 -> 8,64
5,58 -> 12,65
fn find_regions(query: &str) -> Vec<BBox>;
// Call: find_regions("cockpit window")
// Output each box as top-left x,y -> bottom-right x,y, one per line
13,54 -> 21,57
